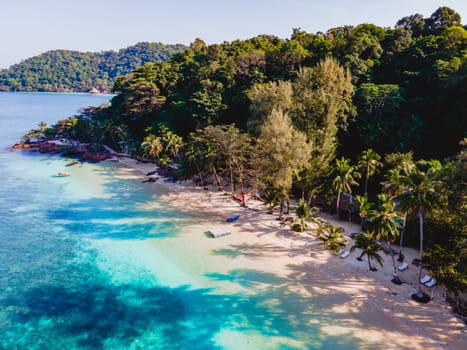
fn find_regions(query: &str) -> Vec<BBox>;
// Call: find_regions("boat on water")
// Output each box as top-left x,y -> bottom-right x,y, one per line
226,214 -> 240,222
55,172 -> 70,177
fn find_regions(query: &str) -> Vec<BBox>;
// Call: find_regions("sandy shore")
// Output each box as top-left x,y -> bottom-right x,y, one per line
112,156 -> 466,349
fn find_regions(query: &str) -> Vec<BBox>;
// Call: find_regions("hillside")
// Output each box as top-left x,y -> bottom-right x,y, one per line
0,42 -> 187,93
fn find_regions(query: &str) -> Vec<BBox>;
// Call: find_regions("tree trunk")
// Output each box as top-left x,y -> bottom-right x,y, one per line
279,199 -> 284,220
364,167 -> 369,195
367,255 -> 373,271
416,209 -> 424,298
398,212 -> 407,262
388,241 -> 398,277
229,161 -> 234,194
196,164 -> 205,187
212,166 -> 223,191
336,190 -> 341,216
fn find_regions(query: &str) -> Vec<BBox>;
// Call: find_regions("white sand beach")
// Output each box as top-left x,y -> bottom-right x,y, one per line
112,157 -> 466,350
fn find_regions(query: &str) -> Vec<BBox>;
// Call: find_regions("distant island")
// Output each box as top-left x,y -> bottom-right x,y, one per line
0,42 -> 187,93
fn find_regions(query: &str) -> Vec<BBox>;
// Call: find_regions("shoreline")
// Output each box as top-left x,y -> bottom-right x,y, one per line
111,156 -> 466,350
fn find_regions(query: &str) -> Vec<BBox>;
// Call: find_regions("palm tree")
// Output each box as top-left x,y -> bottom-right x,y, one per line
316,224 -> 347,253
354,194 -> 373,230
357,149 -> 382,195
350,232 -> 384,271
332,157 -> 360,217
141,134 -> 163,161
184,142 -> 206,187
383,161 -> 415,261
38,121 -> 48,136
293,199 -> 319,232
164,132 -> 184,158
395,162 -> 440,300
367,193 -> 403,282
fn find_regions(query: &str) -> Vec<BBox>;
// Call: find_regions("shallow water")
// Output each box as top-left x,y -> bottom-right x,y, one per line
0,92 -> 372,349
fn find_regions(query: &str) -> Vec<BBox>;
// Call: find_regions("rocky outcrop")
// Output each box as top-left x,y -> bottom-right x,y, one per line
11,140 -> 111,162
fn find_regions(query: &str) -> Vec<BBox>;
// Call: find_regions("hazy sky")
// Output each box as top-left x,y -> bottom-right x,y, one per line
1,0 -> 466,69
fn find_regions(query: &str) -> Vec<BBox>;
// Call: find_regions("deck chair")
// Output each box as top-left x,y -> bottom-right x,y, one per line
340,250 -> 350,258
336,249 -> 345,256
425,279 -> 437,287
420,275 -> 432,284
398,262 -> 409,271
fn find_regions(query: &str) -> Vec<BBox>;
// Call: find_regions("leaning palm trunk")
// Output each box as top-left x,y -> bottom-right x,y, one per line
211,166 -> 223,191
336,190 -> 341,215
196,164 -> 205,187
364,168 -> 369,195
416,208 -> 424,298
367,256 -> 373,271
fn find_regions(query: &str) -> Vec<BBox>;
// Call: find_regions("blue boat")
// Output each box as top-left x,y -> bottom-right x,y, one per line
226,214 -> 240,222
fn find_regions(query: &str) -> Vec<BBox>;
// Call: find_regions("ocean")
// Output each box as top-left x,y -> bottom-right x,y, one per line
0,92 -> 367,350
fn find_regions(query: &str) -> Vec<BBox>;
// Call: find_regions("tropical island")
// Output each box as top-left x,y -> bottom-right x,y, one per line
14,5 -> 466,345
0,42 -> 186,93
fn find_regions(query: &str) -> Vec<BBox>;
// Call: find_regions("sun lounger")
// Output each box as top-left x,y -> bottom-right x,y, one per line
208,226 -> 231,238
336,249 -> 345,256
398,262 -> 409,271
420,275 -> 432,284
425,279 -> 437,287
340,250 -> 350,258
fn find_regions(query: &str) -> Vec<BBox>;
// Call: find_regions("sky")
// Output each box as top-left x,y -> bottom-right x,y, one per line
1,0 -> 466,69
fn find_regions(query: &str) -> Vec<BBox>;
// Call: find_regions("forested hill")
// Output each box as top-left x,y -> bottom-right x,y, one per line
0,42 -> 187,93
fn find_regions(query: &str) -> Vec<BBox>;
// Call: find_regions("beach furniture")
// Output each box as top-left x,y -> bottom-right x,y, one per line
340,250 -> 350,258
398,262 -> 409,271
226,214 -> 240,223
208,226 -> 231,238
425,279 -> 437,287
420,275 -> 432,284
55,171 -> 70,177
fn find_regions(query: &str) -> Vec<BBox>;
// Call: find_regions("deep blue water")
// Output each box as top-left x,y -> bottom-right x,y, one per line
0,92 -> 373,350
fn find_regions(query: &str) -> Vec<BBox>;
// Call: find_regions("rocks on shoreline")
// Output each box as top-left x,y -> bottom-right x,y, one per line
10,140 -> 112,163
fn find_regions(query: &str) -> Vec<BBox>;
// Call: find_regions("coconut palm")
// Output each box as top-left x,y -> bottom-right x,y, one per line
383,161 -> 415,261
350,232 -> 384,271
293,199 -> 319,232
354,194 -> 373,230
184,142 -> 206,187
395,161 -> 441,299
367,193 -> 403,281
141,134 -> 163,161
332,157 -> 360,216
38,121 -> 48,134
164,132 -> 184,158
316,224 -> 347,253
357,149 -> 382,195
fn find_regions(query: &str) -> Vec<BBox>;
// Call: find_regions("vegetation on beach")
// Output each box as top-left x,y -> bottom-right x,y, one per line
21,7 -> 466,307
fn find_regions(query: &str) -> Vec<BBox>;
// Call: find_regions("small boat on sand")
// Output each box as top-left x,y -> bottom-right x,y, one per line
55,172 -> 70,177
65,161 -> 79,167
226,214 -> 240,222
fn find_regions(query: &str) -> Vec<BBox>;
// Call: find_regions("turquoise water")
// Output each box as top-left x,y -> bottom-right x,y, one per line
0,93 -> 371,349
